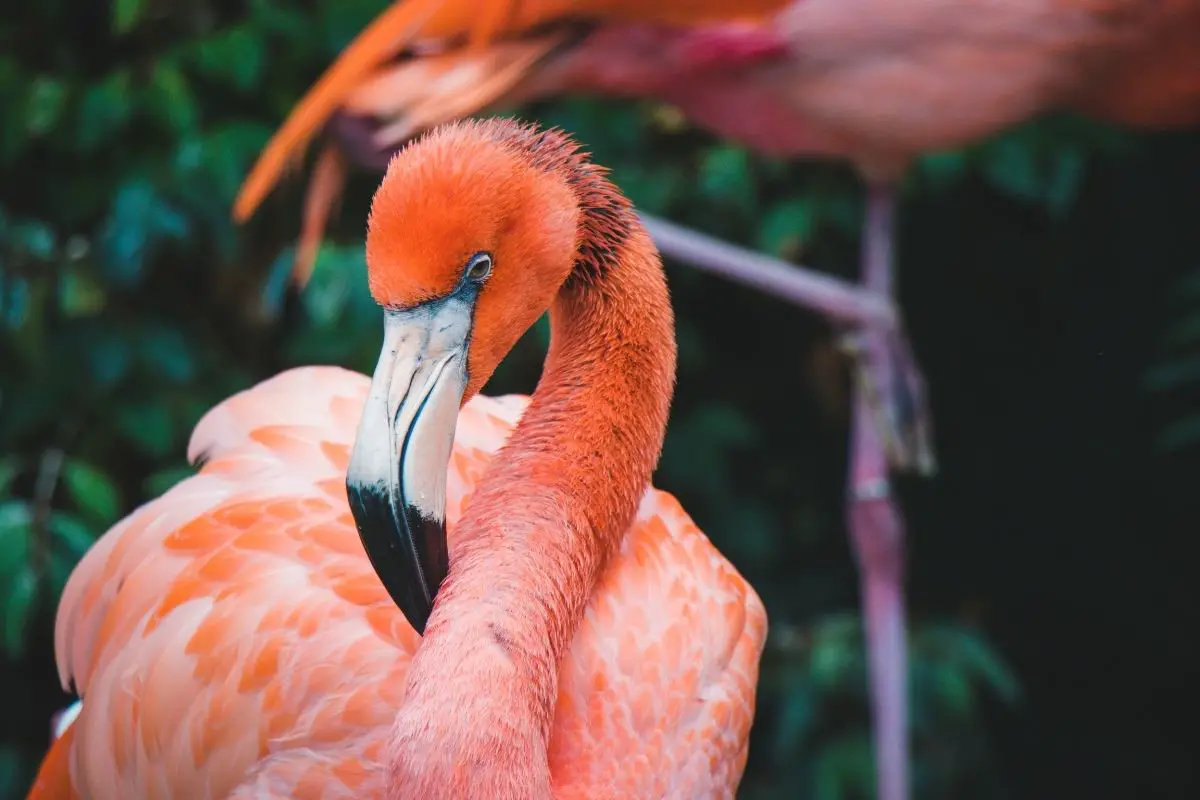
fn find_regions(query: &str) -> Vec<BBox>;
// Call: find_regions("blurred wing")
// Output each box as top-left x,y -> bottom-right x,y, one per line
1065,0 -> 1200,127
293,145 -> 347,288
232,0 -> 791,223
289,32 -> 568,287
343,33 -> 568,146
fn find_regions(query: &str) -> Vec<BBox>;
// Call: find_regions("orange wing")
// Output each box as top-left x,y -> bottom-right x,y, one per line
26,725 -> 77,800
232,0 -> 789,225
37,366 -> 766,798
1065,0 -> 1200,128
290,32 -> 569,285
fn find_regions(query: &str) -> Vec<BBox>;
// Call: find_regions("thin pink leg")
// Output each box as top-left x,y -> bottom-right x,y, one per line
637,212 -> 896,328
849,183 -> 909,800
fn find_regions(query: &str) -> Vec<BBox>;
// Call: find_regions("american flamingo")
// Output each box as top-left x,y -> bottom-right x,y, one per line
26,118 -> 767,799
228,5 -> 1200,800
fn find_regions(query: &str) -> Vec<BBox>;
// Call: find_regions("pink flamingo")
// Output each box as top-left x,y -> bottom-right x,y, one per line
27,119 -> 767,798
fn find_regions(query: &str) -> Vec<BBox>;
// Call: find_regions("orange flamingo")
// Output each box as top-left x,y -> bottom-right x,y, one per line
229,4 -> 1200,800
27,118 -> 767,799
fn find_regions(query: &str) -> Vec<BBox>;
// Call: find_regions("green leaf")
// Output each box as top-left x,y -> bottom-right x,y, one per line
698,145 -> 756,213
6,217 -> 56,261
173,123 -> 271,205
48,548 -> 79,602
77,70 -> 133,150
58,267 -> 108,317
85,327 -> 132,386
0,500 -> 32,582
302,244 -> 372,328
773,682 -> 817,758
720,504 -> 776,564
980,133 -> 1086,215
918,624 -> 1022,705
49,510 -> 98,559
1144,356 -> 1200,392
138,323 -> 196,383
146,60 -> 197,132
2,564 -> 38,659
1040,149 -> 1086,214
25,76 -> 69,137
0,456 -> 18,495
757,199 -> 814,258
609,162 -> 680,214
813,735 -> 875,800
0,743 -> 28,800
809,617 -> 861,690
916,150 -> 969,189
62,459 -> 122,525
192,26 -> 266,91
97,179 -> 189,286
659,404 -> 759,500
144,464 -> 195,497
261,246 -> 299,319
114,401 -> 175,458
112,0 -> 146,34
931,661 -> 973,717
1157,416 -> 1200,452
0,272 -> 32,329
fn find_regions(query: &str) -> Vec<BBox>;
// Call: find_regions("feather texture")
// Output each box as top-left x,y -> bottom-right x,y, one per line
50,365 -> 767,798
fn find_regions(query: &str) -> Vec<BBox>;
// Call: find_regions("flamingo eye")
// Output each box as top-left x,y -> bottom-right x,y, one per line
464,252 -> 493,284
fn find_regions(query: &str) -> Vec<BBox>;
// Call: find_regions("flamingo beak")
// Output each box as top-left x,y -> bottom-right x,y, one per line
346,295 -> 473,635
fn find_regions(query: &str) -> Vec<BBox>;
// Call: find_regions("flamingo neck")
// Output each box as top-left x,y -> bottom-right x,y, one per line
398,179 -> 677,754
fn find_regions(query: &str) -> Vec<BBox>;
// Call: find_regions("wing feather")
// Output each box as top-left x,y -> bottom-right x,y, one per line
47,365 -> 766,797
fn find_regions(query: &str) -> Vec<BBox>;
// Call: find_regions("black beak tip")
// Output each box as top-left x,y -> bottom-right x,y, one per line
346,479 -> 450,638
401,597 -> 433,638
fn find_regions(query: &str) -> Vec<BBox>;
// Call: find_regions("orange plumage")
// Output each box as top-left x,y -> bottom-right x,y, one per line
232,0 -> 791,228
32,119 -> 768,798
26,725 -> 75,800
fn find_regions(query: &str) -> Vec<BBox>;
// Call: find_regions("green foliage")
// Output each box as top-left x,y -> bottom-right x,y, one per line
1146,266 -> 1200,451
913,114 -> 1129,215
753,616 -> 1019,800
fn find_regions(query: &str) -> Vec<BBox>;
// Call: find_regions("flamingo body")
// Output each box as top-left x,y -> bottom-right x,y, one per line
45,365 -> 766,798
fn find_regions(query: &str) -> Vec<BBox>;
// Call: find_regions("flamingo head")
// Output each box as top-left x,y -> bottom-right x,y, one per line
345,117 -> 594,636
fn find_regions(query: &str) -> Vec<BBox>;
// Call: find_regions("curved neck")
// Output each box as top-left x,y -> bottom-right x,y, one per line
408,212 -> 676,744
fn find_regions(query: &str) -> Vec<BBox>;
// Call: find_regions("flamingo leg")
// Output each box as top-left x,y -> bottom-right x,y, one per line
637,212 -> 896,328
846,182 -> 918,800
641,183 -> 931,800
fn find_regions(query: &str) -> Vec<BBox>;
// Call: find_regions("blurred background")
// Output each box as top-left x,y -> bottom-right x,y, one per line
2,2 -> 1199,798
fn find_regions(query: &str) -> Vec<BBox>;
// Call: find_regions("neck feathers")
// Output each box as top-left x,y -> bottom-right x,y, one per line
424,118 -> 676,739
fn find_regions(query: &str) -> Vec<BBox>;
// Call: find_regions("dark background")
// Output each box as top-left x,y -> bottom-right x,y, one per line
2,2 -> 1198,798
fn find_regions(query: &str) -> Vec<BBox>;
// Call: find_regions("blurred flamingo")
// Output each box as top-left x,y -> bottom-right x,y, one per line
230,3 -> 1200,800
27,119 -> 766,799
